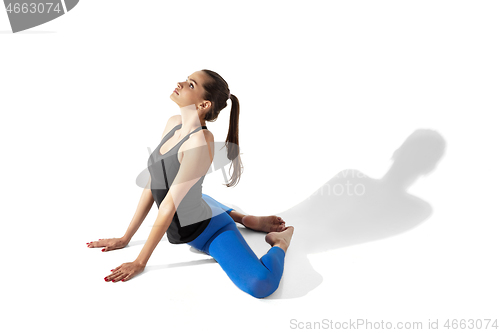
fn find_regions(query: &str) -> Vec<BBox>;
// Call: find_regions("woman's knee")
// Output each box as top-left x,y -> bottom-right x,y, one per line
245,270 -> 280,298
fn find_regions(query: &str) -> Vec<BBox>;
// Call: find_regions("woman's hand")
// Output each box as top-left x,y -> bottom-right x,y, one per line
104,261 -> 145,282
87,237 -> 129,252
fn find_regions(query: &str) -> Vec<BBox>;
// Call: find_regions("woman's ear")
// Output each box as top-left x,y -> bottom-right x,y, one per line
201,100 -> 211,111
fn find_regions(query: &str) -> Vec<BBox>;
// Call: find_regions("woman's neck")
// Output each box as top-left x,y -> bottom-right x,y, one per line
178,105 -> 206,134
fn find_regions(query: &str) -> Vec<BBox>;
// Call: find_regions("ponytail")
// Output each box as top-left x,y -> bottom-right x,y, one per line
224,94 -> 243,187
201,69 -> 244,187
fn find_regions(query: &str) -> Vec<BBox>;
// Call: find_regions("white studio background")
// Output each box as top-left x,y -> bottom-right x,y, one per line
1,1 -> 499,333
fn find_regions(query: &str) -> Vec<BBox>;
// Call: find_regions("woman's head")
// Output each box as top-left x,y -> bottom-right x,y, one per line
171,69 -> 243,187
170,70 -> 211,112
170,70 -> 230,119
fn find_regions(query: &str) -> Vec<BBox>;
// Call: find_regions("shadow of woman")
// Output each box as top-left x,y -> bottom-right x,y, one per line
259,128 -> 447,299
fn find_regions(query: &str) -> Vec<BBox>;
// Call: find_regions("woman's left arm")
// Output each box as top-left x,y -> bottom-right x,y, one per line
104,132 -> 213,283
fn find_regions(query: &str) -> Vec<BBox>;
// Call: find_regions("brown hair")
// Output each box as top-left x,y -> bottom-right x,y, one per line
201,69 -> 243,187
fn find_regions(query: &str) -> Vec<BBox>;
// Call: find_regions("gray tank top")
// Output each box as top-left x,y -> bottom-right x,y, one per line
147,124 -> 212,244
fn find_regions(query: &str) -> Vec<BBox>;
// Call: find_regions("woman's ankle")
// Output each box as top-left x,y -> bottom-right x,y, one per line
272,241 -> 288,253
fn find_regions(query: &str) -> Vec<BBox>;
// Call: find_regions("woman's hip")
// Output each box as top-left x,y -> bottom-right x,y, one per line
187,198 -> 235,254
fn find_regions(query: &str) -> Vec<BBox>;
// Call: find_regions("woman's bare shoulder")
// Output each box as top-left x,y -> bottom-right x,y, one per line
202,128 -> 214,142
187,128 -> 214,145
184,129 -> 215,161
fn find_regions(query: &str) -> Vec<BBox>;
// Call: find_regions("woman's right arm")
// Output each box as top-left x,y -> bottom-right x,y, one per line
121,181 -> 155,243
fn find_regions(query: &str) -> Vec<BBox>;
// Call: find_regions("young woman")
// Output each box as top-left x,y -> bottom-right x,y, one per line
87,69 -> 294,298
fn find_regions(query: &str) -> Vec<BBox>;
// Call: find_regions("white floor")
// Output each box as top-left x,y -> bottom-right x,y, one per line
2,1 -> 499,332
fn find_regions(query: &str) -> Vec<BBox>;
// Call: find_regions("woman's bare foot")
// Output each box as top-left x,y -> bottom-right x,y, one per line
241,215 -> 286,233
265,226 -> 294,253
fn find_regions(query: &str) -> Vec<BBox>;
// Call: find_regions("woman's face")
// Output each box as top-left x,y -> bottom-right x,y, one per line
170,71 -> 210,109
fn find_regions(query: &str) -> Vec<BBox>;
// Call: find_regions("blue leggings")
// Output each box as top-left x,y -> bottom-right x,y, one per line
187,193 -> 286,298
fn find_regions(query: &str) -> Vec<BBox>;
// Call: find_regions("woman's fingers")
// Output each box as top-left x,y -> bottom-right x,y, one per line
88,238 -> 125,251
113,272 -> 129,282
105,271 -> 128,282
87,240 -> 104,248
87,238 -> 111,249
105,272 -> 121,282
104,264 -> 125,281
104,263 -> 143,283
